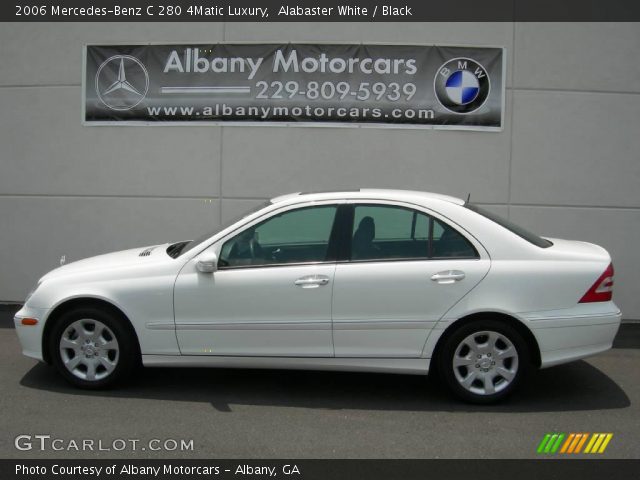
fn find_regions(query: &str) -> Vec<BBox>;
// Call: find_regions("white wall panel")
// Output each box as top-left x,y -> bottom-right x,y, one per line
0,87 -> 221,197
0,197 -> 219,300
0,23 -> 225,86
511,90 -> 640,207
515,23 -> 640,93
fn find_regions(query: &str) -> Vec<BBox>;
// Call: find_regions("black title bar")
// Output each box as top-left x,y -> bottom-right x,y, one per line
4,0 -> 640,22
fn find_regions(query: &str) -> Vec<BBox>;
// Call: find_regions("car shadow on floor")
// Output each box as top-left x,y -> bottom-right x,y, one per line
20,359 -> 630,413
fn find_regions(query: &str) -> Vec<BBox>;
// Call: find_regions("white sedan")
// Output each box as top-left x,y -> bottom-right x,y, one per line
14,190 -> 621,403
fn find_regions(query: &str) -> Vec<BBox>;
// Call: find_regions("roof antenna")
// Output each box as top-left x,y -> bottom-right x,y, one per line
466,193 -> 471,204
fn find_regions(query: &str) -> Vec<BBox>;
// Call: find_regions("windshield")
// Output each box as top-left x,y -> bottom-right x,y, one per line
168,201 -> 272,258
465,203 -> 553,248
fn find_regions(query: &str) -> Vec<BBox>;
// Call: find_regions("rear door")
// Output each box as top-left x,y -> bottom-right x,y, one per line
332,201 -> 490,357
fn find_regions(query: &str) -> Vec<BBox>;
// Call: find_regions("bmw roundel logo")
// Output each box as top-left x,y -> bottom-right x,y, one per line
95,55 -> 149,111
434,58 -> 490,114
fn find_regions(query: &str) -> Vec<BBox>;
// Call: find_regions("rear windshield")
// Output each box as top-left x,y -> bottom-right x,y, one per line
465,203 -> 553,248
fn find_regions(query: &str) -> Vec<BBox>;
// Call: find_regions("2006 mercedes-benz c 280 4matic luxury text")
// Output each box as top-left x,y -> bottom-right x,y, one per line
14,190 -> 621,403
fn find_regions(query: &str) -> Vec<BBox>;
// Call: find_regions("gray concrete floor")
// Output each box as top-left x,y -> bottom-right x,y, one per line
1,305 -> 638,459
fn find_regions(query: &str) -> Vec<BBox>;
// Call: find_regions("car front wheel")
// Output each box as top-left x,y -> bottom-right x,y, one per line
438,320 -> 530,403
49,307 -> 138,389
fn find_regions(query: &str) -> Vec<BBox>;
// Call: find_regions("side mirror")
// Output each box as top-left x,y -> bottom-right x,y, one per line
196,251 -> 218,273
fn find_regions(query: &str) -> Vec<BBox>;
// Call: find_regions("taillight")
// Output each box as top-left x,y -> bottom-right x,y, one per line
579,263 -> 614,303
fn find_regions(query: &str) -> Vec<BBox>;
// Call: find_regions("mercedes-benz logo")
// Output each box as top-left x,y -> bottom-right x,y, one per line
95,55 -> 149,111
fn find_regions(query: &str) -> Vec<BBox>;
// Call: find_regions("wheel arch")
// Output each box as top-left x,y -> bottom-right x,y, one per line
41,297 -> 141,364
432,312 -> 541,368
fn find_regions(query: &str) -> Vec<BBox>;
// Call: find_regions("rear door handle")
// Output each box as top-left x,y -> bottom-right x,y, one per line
294,275 -> 330,288
430,270 -> 466,284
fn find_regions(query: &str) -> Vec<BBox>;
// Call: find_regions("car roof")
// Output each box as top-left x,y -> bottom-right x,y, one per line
270,189 -> 465,206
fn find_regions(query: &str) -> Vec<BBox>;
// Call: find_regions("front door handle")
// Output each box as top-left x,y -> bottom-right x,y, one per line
294,275 -> 330,288
431,270 -> 466,284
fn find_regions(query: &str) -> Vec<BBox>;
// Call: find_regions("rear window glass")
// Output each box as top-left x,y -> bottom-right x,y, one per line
350,204 -> 478,261
465,204 -> 553,248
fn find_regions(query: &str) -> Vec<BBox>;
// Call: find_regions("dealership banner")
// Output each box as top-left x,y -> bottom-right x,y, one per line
84,43 -> 505,130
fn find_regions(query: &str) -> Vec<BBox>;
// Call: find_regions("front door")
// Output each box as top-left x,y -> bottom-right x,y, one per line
174,204 -> 340,356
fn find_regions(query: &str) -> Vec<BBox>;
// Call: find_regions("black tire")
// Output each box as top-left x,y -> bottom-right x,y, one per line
48,307 -> 139,389
437,320 -> 530,404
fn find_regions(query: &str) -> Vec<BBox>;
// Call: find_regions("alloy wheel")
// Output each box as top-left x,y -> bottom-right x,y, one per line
59,318 -> 120,381
452,330 -> 519,396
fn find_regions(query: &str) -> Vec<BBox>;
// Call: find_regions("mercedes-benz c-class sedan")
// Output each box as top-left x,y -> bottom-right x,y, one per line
14,189 -> 621,403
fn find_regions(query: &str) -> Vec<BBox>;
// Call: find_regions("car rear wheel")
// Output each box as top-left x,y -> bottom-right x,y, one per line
438,320 -> 530,403
49,307 -> 138,389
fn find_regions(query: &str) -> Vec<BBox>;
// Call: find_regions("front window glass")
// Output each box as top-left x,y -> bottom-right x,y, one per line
219,205 -> 338,268
171,201 -> 271,258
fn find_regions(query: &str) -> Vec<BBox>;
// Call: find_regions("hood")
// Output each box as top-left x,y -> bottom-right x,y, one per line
40,244 -> 170,282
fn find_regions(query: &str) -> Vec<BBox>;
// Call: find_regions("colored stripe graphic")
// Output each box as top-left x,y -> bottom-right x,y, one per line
574,433 -> 589,453
537,434 -> 552,453
598,434 -> 613,453
560,433 -> 575,453
538,433 -> 613,454
537,433 -> 565,454
567,433 -> 583,453
584,433 -> 599,453
551,433 -> 565,453
544,434 -> 558,453
585,433 -> 614,454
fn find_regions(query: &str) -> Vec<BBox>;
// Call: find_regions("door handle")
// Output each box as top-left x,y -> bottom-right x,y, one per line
294,275 -> 330,288
430,270 -> 466,284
